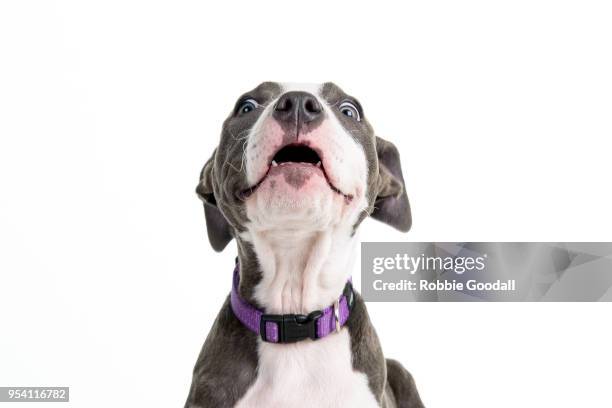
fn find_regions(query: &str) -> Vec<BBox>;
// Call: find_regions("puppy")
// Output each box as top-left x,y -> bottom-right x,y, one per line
186,82 -> 424,408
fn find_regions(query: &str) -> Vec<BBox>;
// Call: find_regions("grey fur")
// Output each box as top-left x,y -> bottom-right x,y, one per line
187,82 -> 423,407
185,297 -> 259,407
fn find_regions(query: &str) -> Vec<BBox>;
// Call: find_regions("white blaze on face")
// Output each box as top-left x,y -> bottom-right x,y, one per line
244,83 -> 369,233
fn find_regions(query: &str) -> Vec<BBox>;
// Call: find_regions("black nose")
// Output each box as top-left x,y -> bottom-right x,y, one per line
273,91 -> 323,126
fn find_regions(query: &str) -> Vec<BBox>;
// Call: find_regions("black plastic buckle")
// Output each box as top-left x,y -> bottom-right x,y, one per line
260,310 -> 323,343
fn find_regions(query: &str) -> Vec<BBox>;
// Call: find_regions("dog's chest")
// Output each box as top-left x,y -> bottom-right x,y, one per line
235,329 -> 379,408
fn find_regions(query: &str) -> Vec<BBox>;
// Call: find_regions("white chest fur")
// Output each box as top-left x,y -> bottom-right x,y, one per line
235,330 -> 379,408
234,227 -> 379,407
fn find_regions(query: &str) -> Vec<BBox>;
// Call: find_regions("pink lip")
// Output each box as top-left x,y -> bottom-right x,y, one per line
238,148 -> 354,202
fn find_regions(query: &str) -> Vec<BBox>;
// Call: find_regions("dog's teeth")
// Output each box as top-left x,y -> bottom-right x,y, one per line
272,160 -> 278,167
316,161 -> 322,167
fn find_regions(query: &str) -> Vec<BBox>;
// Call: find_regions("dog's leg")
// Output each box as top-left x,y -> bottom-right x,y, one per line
184,297 -> 259,408
385,358 -> 425,408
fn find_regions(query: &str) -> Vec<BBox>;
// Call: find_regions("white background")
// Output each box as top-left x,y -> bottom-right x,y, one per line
1,1 -> 611,407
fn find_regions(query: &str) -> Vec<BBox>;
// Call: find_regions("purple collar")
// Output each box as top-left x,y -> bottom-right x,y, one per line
230,265 -> 354,343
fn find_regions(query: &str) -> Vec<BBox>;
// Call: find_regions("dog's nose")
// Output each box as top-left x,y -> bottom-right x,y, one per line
273,91 -> 323,126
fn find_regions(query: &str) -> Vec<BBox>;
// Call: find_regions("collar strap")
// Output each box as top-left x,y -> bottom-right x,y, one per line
230,265 -> 355,344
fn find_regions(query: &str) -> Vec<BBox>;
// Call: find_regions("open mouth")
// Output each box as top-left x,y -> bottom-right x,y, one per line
270,144 -> 322,168
239,143 -> 353,202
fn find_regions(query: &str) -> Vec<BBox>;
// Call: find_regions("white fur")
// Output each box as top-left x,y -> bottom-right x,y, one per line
236,84 -> 378,407
235,330 -> 378,408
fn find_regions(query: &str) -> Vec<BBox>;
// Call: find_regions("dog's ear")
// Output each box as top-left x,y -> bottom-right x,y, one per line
371,136 -> 412,232
196,150 -> 234,252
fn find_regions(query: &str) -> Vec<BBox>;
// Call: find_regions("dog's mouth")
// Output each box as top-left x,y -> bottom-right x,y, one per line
239,144 -> 353,202
271,144 -> 322,167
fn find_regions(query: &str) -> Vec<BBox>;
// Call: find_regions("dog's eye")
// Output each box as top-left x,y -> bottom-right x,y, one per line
237,99 -> 258,115
339,101 -> 361,121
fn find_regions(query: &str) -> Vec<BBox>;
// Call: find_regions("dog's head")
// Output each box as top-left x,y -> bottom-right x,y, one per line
197,82 -> 411,251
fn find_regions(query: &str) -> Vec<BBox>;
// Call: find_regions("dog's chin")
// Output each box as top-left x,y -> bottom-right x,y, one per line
244,163 -> 350,230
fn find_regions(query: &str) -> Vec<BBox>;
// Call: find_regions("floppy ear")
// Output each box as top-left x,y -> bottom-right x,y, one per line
196,151 -> 234,252
371,136 -> 412,232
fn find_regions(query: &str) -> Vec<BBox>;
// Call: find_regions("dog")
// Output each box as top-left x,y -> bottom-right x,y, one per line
185,82 -> 424,407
